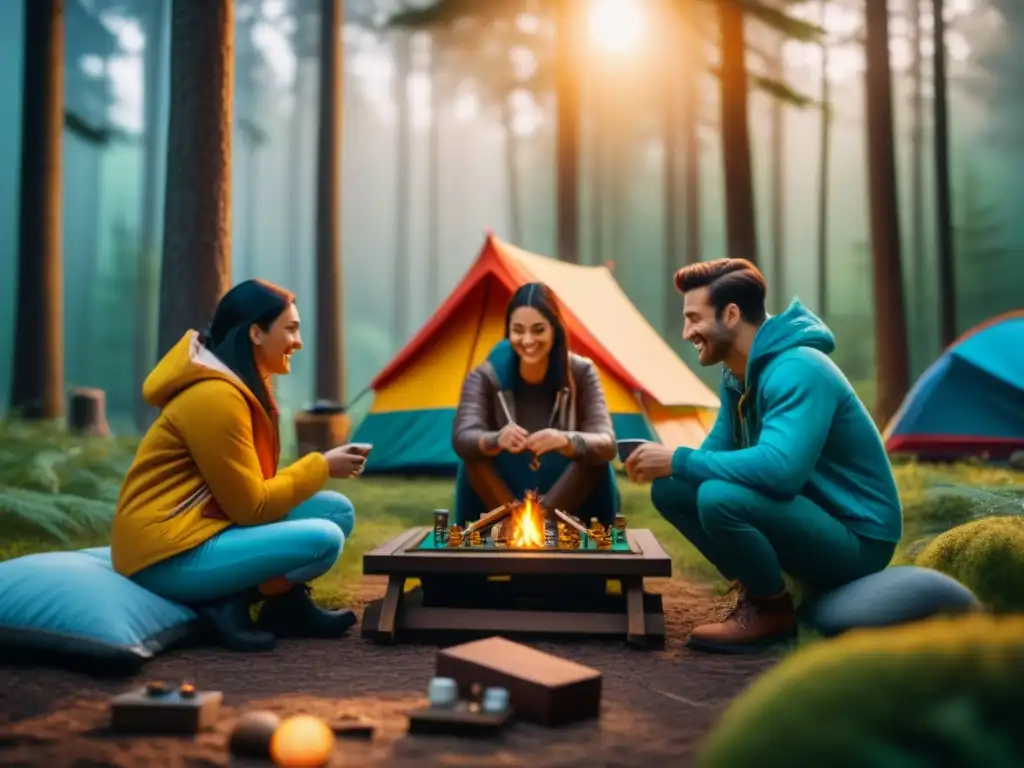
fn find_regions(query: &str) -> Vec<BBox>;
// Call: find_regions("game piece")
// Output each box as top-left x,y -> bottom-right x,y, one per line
469,530 -> 482,547
482,687 -> 510,714
435,637 -> 602,727
613,515 -> 628,544
109,681 -> 223,734
448,525 -> 464,547
228,710 -> 281,759
433,509 -> 449,545
427,676 -> 458,708
270,714 -> 335,768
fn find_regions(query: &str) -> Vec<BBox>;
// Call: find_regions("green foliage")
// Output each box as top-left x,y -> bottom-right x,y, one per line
696,613 -> 1024,768
916,515 -> 1024,614
0,421 -> 137,549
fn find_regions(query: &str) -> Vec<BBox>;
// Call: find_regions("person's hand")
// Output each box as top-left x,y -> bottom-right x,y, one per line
526,428 -> 570,456
323,444 -> 367,479
496,423 -> 529,454
625,443 -> 674,483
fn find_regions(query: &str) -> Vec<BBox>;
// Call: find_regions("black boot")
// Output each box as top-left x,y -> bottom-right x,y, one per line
256,584 -> 357,639
196,588 -> 277,652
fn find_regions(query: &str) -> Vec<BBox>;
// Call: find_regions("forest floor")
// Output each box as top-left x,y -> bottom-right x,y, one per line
1,422 -> 1022,766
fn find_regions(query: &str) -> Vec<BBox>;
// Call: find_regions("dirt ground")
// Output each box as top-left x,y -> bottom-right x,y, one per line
0,577 -> 781,768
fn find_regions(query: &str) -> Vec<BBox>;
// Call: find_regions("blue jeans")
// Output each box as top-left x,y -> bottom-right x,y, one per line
132,491 -> 356,605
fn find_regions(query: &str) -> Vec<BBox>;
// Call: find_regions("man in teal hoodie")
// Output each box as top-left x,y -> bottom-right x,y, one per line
625,259 -> 902,653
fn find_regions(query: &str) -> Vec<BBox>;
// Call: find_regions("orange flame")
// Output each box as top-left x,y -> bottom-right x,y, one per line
509,491 -> 546,548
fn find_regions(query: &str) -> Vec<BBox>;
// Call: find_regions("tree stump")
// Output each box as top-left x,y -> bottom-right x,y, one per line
294,401 -> 350,456
68,387 -> 111,437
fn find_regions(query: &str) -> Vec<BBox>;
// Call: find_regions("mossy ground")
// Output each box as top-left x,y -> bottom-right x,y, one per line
1,420 -> 1022,606
916,514 -> 1024,613
696,613 -> 1024,768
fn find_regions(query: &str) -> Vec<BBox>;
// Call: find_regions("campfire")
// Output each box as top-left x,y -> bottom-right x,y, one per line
506,490 -> 547,548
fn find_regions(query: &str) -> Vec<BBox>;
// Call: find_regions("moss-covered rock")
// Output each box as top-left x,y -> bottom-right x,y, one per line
915,515 -> 1024,613
697,614 -> 1024,768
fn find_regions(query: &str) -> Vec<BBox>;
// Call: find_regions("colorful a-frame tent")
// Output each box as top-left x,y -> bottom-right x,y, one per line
884,310 -> 1024,460
353,234 -> 720,474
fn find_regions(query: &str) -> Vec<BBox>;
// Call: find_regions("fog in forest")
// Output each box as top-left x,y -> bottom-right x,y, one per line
1,0 -> 1021,448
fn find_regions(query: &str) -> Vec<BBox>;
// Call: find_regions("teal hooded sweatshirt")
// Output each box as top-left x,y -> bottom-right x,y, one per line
672,300 -> 903,543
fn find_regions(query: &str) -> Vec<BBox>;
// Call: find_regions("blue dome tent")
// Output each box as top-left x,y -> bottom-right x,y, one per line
884,311 -> 1024,460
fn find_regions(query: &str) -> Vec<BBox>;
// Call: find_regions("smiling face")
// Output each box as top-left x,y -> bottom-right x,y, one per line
682,286 -> 738,367
250,301 -> 303,376
509,306 -> 555,367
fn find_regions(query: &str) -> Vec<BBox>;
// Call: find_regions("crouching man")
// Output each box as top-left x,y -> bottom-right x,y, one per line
626,259 -> 902,653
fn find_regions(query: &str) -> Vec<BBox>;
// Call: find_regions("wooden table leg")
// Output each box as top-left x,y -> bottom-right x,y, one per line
377,575 -> 405,643
623,576 -> 646,646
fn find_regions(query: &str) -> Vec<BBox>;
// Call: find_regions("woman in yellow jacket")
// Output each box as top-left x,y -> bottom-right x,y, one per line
111,280 -> 367,652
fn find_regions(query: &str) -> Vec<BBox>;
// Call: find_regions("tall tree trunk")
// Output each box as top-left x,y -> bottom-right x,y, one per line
769,36 -> 785,309
662,0 -> 680,336
503,100 -> 522,244
908,0 -> 925,335
314,0 -> 344,404
555,0 -> 582,263
864,0 -> 910,425
287,54 -> 305,293
12,0 -> 64,419
682,12 -> 702,267
392,33 -> 410,346
427,38 -> 442,307
591,115 -> 604,265
158,0 -> 233,358
718,0 -> 758,263
135,0 -> 167,430
815,0 -> 831,319
932,0 -> 956,346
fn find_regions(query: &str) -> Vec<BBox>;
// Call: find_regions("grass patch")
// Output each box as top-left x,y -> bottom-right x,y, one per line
1,420 -> 1022,605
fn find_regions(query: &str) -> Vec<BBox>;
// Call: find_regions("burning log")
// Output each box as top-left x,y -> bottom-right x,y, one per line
463,503 -> 513,537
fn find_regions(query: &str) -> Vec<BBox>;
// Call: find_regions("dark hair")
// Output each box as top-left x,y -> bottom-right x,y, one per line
200,279 -> 295,417
674,259 -> 768,325
504,282 -> 572,392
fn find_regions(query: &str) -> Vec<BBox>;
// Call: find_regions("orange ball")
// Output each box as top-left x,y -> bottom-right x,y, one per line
269,715 -> 335,768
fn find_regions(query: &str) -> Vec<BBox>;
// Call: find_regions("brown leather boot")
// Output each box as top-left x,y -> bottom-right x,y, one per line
686,590 -> 797,654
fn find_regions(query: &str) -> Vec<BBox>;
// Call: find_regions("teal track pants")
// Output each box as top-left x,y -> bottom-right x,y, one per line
650,477 -> 895,597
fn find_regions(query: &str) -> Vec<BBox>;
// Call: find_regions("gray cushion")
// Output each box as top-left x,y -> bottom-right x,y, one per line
803,566 -> 983,637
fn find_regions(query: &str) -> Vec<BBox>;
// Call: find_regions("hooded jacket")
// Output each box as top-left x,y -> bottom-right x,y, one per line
673,300 -> 903,543
110,331 -> 329,577
452,339 -> 616,513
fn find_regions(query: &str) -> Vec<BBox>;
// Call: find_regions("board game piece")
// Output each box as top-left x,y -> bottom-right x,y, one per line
427,676 -> 458,707
435,636 -> 602,727
228,710 -> 281,759
482,687 -> 510,714
109,681 -> 222,734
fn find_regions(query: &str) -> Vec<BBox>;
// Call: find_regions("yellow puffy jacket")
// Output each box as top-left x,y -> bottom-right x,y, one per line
110,331 -> 329,577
